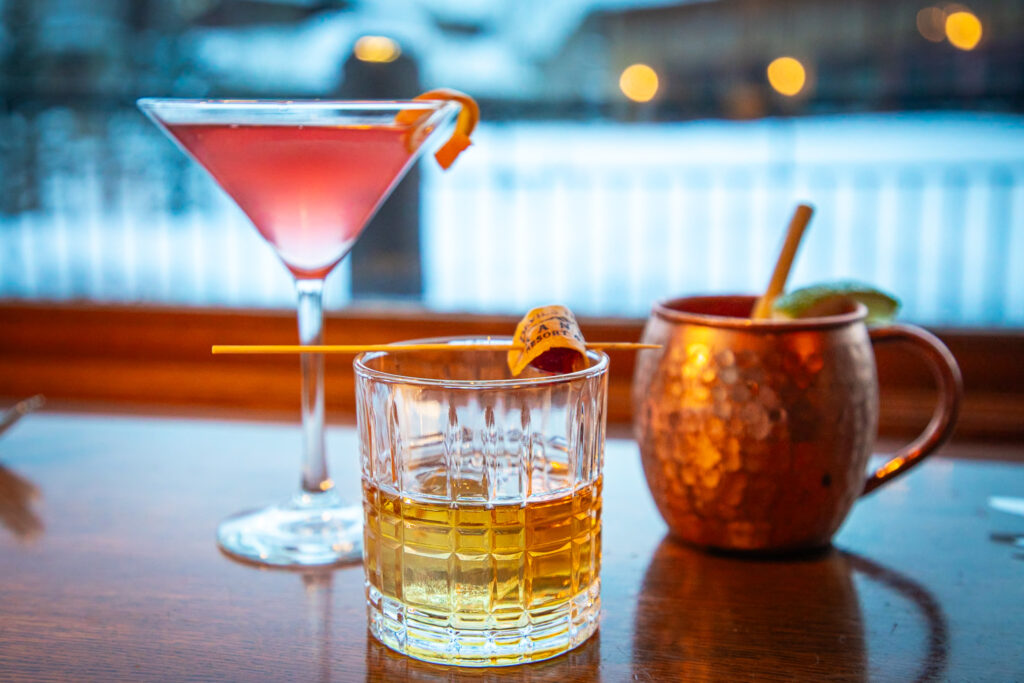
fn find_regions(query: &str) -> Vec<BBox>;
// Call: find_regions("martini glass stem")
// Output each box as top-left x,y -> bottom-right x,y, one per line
296,278 -> 330,494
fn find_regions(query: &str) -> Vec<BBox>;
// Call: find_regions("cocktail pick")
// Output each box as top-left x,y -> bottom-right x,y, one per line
211,342 -> 660,355
751,203 -> 815,319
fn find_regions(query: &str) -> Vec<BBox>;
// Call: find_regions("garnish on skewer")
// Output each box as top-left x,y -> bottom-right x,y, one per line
395,88 -> 479,169
211,342 -> 658,354
507,305 -> 588,376
211,304 -> 659,373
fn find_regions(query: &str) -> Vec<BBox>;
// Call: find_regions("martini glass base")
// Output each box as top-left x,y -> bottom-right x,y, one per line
217,490 -> 363,567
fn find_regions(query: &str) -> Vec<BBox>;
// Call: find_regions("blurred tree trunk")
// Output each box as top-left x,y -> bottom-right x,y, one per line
336,52 -> 423,300
1,2 -> 41,214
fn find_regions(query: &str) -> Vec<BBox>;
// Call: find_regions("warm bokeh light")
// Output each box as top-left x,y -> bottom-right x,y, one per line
945,10 -> 982,50
619,63 -> 659,102
916,7 -> 947,42
353,35 -> 402,63
766,57 -> 806,96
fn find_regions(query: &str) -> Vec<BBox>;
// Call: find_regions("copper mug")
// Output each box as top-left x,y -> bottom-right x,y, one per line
632,295 -> 962,552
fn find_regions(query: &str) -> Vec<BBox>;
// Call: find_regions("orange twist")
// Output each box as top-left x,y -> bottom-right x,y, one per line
395,88 -> 479,169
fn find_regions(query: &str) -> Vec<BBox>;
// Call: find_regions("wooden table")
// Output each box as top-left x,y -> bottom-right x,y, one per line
1,412 -> 1022,681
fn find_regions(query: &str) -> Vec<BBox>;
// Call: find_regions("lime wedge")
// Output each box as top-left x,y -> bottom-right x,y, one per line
772,281 -> 901,324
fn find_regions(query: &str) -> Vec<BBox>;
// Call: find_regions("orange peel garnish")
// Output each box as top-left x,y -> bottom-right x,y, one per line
395,88 -> 478,169
507,305 -> 588,376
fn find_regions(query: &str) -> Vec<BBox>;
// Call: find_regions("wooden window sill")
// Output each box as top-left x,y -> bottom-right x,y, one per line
1,302 -> 1021,441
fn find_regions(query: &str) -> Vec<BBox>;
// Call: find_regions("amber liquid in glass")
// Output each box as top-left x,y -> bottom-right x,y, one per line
362,473 -> 602,665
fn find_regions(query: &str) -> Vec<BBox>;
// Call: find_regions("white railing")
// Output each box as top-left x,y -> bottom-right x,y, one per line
424,115 -> 1024,326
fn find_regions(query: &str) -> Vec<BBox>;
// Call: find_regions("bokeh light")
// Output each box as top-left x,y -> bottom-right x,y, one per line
619,64 -> 659,103
353,36 -> 402,63
916,7 -> 947,42
945,10 -> 982,50
766,57 -> 806,97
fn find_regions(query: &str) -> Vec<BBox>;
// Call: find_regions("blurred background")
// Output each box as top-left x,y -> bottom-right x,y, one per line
1,0 -> 1022,326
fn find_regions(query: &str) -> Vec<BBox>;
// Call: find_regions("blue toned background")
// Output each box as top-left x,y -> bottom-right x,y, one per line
1,0 -> 1021,326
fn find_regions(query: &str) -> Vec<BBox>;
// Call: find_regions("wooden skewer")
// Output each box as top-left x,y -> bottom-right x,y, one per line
751,203 -> 815,319
212,342 -> 661,355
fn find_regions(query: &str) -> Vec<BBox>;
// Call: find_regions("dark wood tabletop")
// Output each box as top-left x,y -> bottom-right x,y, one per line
0,411 -> 1022,681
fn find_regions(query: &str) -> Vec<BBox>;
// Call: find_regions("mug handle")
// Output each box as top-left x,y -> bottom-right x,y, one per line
862,324 -> 963,496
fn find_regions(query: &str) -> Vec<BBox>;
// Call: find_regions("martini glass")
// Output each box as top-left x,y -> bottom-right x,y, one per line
138,98 -> 461,567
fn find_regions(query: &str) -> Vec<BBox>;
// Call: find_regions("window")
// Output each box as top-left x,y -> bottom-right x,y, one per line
2,1 -> 1022,438
1,0 -> 1021,328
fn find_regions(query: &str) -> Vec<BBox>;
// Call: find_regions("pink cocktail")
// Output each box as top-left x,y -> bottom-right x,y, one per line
164,123 -> 418,279
139,98 -> 461,567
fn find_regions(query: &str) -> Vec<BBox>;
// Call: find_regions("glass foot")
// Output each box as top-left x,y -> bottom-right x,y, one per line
217,490 -> 363,567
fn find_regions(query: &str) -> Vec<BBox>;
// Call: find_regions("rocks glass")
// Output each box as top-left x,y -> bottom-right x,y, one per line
354,338 -> 608,666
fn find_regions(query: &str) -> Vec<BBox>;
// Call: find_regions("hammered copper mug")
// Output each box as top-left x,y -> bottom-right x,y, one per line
632,295 -> 962,552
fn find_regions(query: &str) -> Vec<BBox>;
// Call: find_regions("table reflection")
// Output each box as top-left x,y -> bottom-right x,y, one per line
633,537 -> 948,682
843,553 -> 949,682
0,465 -> 43,541
364,626 -> 601,681
299,569 -> 334,683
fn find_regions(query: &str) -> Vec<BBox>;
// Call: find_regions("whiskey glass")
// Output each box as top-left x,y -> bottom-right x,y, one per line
354,338 -> 608,666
